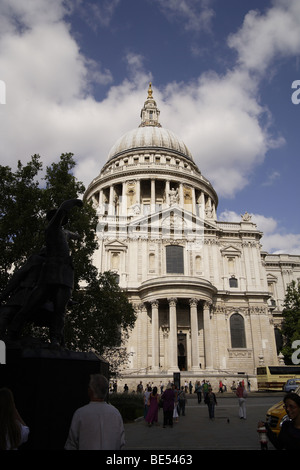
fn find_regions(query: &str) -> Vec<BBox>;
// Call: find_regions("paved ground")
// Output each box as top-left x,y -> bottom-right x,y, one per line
123,392 -> 284,451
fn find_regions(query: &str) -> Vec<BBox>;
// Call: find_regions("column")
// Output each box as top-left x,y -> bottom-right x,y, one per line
191,187 -> 196,215
108,185 -> 114,215
189,298 -> 200,371
165,180 -> 170,206
150,300 -> 160,373
99,189 -> 104,214
122,181 -> 127,216
203,301 -> 213,369
168,297 -> 179,372
151,179 -> 156,213
136,179 -> 141,206
179,183 -> 184,207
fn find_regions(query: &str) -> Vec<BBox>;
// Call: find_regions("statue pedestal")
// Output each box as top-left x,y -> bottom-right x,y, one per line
0,346 -> 108,449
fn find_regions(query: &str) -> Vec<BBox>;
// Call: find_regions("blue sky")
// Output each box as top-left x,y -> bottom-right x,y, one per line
0,0 -> 300,254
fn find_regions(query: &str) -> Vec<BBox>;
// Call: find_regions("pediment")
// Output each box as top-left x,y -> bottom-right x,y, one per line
127,205 -> 208,238
220,245 -> 242,256
104,239 -> 128,251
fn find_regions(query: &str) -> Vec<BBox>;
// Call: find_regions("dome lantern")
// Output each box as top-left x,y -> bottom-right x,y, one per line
139,82 -> 162,128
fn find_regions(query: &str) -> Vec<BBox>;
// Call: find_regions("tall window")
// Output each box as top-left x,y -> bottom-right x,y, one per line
166,245 -> 184,274
230,313 -> 246,348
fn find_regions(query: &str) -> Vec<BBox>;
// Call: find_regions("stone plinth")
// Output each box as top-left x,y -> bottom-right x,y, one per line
0,346 -> 108,449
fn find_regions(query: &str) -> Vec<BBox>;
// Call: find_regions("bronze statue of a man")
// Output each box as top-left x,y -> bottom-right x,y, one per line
7,198 -> 83,347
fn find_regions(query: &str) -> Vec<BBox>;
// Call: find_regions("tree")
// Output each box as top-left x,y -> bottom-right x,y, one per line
280,280 -> 300,364
0,155 -> 44,290
0,154 -> 136,372
64,271 -> 136,376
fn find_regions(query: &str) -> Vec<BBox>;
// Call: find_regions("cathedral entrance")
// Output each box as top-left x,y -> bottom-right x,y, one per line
177,332 -> 187,371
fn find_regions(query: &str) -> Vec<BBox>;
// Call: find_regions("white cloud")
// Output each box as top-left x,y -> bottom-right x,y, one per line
228,0 -> 300,74
0,0 -> 299,214
153,0 -> 215,33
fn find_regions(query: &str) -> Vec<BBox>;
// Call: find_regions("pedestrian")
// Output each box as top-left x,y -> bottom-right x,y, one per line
178,386 -> 186,416
195,381 -> 202,403
219,380 -> 223,393
236,381 -> 247,419
258,392 -> 300,450
161,383 -> 175,428
65,374 -> 125,450
173,384 -> 179,422
0,388 -> 30,450
202,380 -> 209,402
145,386 -> 160,426
144,386 -> 151,419
123,383 -> 128,393
189,381 -> 193,394
205,387 -> 217,420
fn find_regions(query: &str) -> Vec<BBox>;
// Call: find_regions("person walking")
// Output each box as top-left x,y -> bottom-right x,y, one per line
195,381 -> 202,403
145,387 -> 160,426
236,381 -> 247,419
0,388 -> 30,450
65,374 -> 125,450
178,386 -> 186,416
161,384 -> 175,428
202,380 -> 209,403
205,387 -> 217,420
144,386 -> 151,419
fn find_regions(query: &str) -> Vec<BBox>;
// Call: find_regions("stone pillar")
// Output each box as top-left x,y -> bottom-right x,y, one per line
122,181 -> 127,215
168,297 -> 179,372
99,189 -> 104,214
179,183 -> 184,206
165,180 -> 170,206
138,303 -> 148,371
192,187 -> 196,215
136,179 -> 140,206
189,298 -> 199,371
151,179 -> 156,213
203,301 -> 213,369
108,185 -> 114,215
150,300 -> 160,373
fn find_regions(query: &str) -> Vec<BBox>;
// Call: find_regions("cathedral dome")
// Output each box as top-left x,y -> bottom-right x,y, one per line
107,83 -> 193,162
107,126 -> 193,162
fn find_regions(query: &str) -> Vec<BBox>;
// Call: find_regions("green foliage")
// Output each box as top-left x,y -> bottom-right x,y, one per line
280,280 -> 300,364
0,153 -> 136,372
108,393 -> 144,422
64,271 -> 136,356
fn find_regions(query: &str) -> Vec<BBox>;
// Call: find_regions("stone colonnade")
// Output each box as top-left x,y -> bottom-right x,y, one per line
141,297 -> 213,373
92,178 -> 216,218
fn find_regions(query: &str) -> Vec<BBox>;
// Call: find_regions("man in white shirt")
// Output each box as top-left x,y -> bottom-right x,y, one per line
65,374 -> 125,450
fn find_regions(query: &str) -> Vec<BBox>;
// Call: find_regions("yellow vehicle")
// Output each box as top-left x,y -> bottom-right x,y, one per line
257,365 -> 300,391
266,385 -> 300,435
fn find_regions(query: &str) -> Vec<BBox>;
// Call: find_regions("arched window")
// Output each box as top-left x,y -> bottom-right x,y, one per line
229,276 -> 238,288
230,313 -> 246,348
166,245 -> 184,274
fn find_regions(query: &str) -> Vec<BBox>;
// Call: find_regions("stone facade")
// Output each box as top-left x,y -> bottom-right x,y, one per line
84,84 -> 300,391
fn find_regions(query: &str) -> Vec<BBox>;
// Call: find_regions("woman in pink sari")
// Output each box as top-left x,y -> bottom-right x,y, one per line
145,386 -> 160,426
